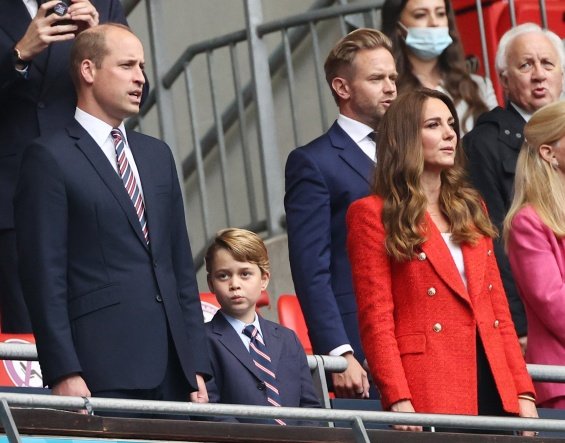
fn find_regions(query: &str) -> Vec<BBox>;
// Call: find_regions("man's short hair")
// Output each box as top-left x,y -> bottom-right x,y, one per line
495,23 -> 565,77
324,28 -> 392,102
69,23 -> 133,88
205,228 -> 270,276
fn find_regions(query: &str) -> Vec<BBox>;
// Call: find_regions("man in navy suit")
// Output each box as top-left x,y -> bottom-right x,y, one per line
0,0 -> 127,333
284,28 -> 397,398
15,24 -> 210,405
204,228 -> 320,424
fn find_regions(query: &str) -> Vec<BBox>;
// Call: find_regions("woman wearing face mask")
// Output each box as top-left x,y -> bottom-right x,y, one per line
382,0 -> 498,134
347,89 -> 537,434
504,101 -> 565,410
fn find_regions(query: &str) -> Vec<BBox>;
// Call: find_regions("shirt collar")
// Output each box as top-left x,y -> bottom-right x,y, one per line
221,311 -> 262,336
75,108 -> 128,147
336,113 -> 375,143
509,102 -> 533,123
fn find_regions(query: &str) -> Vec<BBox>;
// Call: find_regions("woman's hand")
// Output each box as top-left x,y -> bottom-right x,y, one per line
390,400 -> 423,432
518,397 -> 539,437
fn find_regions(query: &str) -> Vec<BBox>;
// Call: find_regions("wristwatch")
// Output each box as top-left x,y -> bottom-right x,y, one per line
12,47 -> 30,71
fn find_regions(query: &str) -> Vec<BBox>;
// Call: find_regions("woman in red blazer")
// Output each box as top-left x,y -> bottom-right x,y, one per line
346,89 -> 537,434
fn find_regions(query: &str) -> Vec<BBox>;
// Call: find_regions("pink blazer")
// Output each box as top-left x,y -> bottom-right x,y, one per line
508,205 -> 565,405
347,196 -> 534,414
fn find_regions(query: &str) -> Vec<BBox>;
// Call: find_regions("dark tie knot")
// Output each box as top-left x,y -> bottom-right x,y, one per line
367,131 -> 377,142
243,324 -> 258,340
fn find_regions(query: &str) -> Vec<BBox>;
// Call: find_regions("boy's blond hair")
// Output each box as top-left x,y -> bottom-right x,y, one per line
205,228 -> 270,275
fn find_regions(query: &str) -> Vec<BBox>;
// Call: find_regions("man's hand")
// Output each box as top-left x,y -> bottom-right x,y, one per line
331,352 -> 370,398
390,400 -> 423,432
15,0 -> 79,62
68,0 -> 100,31
189,374 -> 209,403
51,373 -> 91,414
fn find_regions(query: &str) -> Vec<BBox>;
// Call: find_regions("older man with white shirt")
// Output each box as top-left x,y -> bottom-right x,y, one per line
463,22 -> 565,351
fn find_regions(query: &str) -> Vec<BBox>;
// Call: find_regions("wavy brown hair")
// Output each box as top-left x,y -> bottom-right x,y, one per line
374,89 -> 496,261
382,0 -> 488,126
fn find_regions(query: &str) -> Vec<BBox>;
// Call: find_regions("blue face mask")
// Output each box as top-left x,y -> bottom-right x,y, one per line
403,26 -> 453,61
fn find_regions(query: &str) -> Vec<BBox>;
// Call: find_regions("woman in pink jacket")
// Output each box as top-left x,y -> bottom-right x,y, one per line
505,100 -> 565,409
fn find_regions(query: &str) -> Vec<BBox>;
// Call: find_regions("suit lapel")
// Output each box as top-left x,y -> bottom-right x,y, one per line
420,213 -> 470,304
212,314 -> 263,380
0,1 -> 31,43
67,121 -> 148,249
328,122 -> 374,185
258,316 -> 283,371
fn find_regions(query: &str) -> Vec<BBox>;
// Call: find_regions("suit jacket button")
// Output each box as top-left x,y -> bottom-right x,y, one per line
488,283 -> 493,291
427,287 -> 436,296
433,323 -> 442,333
37,102 -> 46,109
493,320 -> 500,328
487,249 -> 492,256
153,260 -> 158,267
155,294 -> 163,303
257,381 -> 266,391
418,252 -> 427,261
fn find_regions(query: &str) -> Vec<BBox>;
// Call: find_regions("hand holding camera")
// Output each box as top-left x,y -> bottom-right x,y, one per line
14,0 -> 100,65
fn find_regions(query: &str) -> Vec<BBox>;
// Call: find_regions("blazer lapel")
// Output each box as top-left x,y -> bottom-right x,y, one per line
258,316 -> 283,371
420,213 -> 470,304
212,314 -> 263,380
67,121 -> 148,249
328,122 -> 374,185
461,237 -> 487,299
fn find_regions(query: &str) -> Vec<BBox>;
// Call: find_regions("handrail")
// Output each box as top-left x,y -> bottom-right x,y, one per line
256,0 -> 384,36
0,392 -> 563,434
2,342 -> 565,383
0,342 -> 347,372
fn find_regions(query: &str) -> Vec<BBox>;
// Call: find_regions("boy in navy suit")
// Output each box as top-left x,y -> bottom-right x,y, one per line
204,228 -> 320,424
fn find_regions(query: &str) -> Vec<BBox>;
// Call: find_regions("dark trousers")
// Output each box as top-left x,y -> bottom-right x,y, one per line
0,229 -> 32,333
92,337 -> 192,419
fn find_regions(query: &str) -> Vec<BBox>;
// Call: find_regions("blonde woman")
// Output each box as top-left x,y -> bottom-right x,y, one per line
504,100 -> 565,409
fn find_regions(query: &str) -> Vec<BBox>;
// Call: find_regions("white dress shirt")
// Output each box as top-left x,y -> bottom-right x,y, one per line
22,0 -> 39,18
74,108 -> 145,199
336,114 -> 377,162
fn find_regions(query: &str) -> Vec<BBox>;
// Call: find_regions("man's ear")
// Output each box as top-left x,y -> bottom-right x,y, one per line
331,77 -> 351,101
499,71 -> 509,96
80,59 -> 96,85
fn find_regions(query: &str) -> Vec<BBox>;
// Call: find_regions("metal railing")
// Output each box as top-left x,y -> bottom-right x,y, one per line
3,392 -> 565,443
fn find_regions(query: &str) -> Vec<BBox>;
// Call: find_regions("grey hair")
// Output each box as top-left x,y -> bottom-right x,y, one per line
495,23 -> 565,77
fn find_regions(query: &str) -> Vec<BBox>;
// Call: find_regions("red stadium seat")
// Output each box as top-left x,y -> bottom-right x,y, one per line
277,294 -> 313,355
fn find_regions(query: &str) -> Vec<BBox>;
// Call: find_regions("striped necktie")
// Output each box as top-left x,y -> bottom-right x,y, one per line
243,325 -> 286,425
111,128 -> 149,245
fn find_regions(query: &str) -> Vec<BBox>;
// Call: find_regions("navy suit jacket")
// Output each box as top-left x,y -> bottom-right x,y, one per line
205,312 -> 320,424
15,119 -> 211,392
0,0 -> 127,229
284,121 -> 374,363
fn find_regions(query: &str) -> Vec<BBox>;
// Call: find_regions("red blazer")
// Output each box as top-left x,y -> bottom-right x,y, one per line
346,196 -> 534,415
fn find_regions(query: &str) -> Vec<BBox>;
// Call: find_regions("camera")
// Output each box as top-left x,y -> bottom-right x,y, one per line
47,1 -> 70,18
